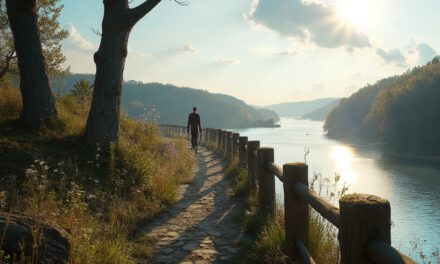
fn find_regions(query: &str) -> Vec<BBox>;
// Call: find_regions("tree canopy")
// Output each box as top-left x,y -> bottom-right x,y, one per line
0,0 -> 68,80
325,56 -> 440,155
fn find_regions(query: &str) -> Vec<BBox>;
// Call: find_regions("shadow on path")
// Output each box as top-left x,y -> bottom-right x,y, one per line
133,147 -> 246,264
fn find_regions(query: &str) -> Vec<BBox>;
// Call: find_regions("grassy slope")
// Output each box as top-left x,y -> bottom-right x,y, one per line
0,84 -> 195,263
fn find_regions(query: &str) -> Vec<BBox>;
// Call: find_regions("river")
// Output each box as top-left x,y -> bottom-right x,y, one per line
234,118 -> 440,257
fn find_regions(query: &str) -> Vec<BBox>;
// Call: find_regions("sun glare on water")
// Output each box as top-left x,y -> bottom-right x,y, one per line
330,146 -> 358,185
337,0 -> 370,27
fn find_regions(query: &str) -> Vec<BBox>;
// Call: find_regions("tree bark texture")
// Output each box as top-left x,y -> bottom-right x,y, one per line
84,0 -> 162,147
6,0 -> 57,128
0,212 -> 70,263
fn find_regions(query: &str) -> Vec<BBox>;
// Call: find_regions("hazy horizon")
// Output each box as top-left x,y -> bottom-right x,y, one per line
59,0 -> 439,105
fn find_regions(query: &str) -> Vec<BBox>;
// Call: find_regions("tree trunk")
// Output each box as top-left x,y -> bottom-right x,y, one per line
6,0 -> 57,128
84,0 -> 162,147
84,2 -> 131,147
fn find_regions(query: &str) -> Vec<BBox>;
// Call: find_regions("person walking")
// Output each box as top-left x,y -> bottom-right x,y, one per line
187,106 -> 202,153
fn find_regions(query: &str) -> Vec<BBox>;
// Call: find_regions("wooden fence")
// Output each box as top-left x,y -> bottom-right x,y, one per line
159,125 -> 417,264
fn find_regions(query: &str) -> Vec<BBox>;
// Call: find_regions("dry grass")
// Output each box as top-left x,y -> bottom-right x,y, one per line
0,84 -> 195,263
230,169 -> 345,264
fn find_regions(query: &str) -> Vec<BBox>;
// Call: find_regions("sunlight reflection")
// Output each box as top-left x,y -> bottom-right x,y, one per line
330,146 -> 358,185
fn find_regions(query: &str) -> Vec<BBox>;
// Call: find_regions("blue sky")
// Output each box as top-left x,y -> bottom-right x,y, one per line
59,0 -> 439,105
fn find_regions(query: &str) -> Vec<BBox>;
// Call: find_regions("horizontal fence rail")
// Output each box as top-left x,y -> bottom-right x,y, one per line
159,125 -> 418,264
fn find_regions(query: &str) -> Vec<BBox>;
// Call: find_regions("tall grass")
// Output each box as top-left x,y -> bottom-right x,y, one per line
230,167 -> 345,263
0,85 -> 195,263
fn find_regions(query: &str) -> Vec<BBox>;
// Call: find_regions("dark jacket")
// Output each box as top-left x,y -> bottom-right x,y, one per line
187,112 -> 201,134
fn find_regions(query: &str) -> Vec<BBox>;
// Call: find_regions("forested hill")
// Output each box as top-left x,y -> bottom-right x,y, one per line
265,98 -> 340,117
325,56 -> 440,155
55,74 -> 280,128
301,99 -> 341,121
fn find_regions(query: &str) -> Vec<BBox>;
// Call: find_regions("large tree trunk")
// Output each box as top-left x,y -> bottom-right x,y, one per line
84,0 -> 162,147
84,2 -> 131,147
6,0 -> 57,128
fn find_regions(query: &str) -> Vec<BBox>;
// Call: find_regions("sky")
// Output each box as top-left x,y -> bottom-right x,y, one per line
59,0 -> 439,105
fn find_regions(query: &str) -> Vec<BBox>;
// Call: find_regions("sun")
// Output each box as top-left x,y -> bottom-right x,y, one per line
337,0 -> 370,27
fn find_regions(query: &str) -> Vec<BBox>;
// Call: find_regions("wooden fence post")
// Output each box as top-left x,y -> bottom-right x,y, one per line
247,141 -> 260,191
283,163 -> 309,253
222,131 -> 227,154
217,129 -> 222,151
257,147 -> 275,217
232,133 -> 239,156
339,194 -> 391,264
238,136 -> 248,168
226,131 -> 233,157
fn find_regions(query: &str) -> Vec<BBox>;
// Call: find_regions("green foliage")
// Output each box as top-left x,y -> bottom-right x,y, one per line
0,0 -> 69,80
0,86 -> 196,263
325,56 -> 440,155
71,79 -> 93,105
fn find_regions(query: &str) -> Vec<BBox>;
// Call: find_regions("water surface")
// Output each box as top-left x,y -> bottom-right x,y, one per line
235,118 -> 440,255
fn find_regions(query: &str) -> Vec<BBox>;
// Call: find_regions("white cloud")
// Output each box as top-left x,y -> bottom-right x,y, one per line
415,43 -> 437,65
245,0 -> 371,49
216,58 -> 240,64
273,49 -> 298,57
376,48 -> 407,67
177,43 -> 197,53
66,24 -> 96,51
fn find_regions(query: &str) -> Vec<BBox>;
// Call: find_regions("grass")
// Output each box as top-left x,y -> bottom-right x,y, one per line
224,154 -> 343,264
0,85 -> 195,263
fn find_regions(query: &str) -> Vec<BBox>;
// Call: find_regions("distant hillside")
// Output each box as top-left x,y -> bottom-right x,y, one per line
325,56 -> 440,155
53,74 -> 280,129
265,98 -> 340,117
301,99 -> 341,121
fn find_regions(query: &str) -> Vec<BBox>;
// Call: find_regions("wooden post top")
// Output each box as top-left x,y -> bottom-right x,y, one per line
284,162 -> 307,168
340,194 -> 389,206
257,147 -> 274,151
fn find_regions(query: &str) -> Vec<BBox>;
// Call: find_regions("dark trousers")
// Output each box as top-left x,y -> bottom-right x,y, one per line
191,133 -> 198,148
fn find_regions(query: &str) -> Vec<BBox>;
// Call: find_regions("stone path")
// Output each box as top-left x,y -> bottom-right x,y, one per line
134,147 -> 245,263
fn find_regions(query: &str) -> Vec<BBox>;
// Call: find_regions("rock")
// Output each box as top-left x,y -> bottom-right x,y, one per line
161,248 -> 174,254
182,243 -> 198,251
155,254 -> 174,263
0,212 -> 70,264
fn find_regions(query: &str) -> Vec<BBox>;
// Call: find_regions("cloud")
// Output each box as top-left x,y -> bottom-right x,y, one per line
376,48 -> 407,67
66,24 -> 96,51
66,23 -> 149,60
245,0 -> 371,49
416,43 -> 437,64
273,49 -> 298,57
216,58 -> 240,64
177,43 -> 197,53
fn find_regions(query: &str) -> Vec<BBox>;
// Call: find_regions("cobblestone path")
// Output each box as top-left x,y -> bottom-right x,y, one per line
134,147 -> 245,263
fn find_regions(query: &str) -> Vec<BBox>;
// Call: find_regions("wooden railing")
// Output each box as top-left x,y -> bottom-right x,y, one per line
159,125 -> 417,264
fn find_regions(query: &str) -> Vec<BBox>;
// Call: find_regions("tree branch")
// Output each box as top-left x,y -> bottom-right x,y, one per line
128,0 -> 188,26
129,0 -> 162,25
0,48 -> 16,80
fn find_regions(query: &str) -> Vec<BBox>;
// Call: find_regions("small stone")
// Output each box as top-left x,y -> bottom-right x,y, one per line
226,247 -> 238,253
201,249 -> 217,254
156,255 -> 174,263
166,231 -> 179,237
161,248 -> 174,254
182,243 -> 198,251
